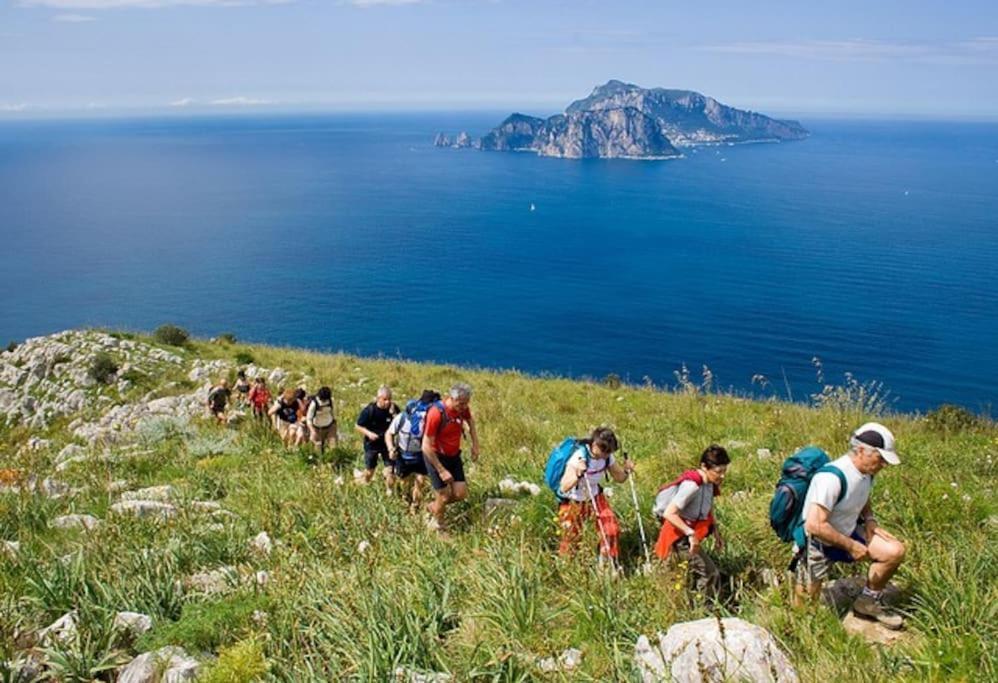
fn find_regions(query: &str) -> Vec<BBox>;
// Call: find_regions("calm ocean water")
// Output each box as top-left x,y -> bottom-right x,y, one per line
0,113 -> 995,414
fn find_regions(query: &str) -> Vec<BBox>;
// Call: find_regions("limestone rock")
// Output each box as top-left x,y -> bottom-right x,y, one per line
250,531 -> 273,556
118,646 -> 199,683
394,667 -> 452,683
38,611 -> 77,645
635,617 -> 798,683
538,647 -> 583,672
841,611 -> 908,646
114,611 -> 153,635
111,500 -> 177,520
121,485 -> 176,502
186,566 -> 237,594
51,514 -> 101,531
55,443 -> 86,466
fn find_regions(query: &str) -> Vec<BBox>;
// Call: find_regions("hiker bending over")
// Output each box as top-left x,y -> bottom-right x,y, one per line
269,388 -> 300,447
795,422 -> 907,630
653,445 -> 729,596
422,382 -> 480,531
355,385 -> 399,489
557,427 -> 634,561
386,390 -> 439,510
248,377 -> 271,420
206,379 -> 231,424
307,386 -> 338,454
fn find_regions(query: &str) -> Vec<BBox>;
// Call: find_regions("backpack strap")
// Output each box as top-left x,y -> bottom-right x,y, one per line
817,464 -> 848,505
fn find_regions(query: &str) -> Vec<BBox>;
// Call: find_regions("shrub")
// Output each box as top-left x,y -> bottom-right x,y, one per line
137,595 -> 266,652
925,404 -> 978,432
218,333 -> 237,344
200,638 -> 268,683
4,341 -> 17,353
234,351 -> 255,365
88,352 -> 119,384
154,324 -> 190,347
603,373 -> 622,389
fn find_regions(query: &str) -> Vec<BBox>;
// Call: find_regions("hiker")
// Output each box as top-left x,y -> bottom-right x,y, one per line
293,387 -> 310,446
306,386 -> 338,454
652,445 -> 729,596
422,382 -> 480,530
206,379 -> 231,424
234,369 -> 251,404
794,423 -> 907,629
268,388 -> 300,447
385,390 -> 439,509
248,377 -> 271,420
556,427 -> 634,562
355,385 -> 400,489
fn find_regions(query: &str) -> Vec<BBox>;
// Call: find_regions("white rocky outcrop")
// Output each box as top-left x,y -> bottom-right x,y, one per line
38,611 -> 77,645
250,531 -> 273,556
537,647 -> 582,673
121,485 -> 176,502
118,646 -> 199,683
0,331 -> 183,429
111,500 -> 177,520
51,514 -> 101,531
394,668 -> 452,683
186,566 -> 238,594
114,611 -> 153,636
634,617 -> 798,683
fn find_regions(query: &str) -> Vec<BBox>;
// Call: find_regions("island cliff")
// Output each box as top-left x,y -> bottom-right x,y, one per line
436,80 -> 808,160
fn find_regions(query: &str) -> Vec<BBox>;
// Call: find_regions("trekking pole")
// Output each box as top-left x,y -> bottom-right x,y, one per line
624,452 -> 652,569
582,473 -> 618,573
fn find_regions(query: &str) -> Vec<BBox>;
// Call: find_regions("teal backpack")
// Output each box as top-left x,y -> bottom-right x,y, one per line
544,438 -> 588,501
768,446 -> 847,546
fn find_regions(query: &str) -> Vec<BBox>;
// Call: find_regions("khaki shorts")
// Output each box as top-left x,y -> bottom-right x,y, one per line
310,422 -> 337,443
277,419 -> 298,440
795,528 -> 866,585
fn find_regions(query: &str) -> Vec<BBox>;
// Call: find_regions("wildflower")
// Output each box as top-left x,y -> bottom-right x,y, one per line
950,482 -> 958,488
357,540 -> 370,554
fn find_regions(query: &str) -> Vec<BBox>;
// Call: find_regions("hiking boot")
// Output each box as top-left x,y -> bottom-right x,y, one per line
852,593 -> 904,630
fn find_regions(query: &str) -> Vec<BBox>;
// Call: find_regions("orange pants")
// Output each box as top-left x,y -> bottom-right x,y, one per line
558,493 -> 620,558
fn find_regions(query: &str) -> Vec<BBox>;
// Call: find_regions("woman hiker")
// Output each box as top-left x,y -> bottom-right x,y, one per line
653,444 -> 730,597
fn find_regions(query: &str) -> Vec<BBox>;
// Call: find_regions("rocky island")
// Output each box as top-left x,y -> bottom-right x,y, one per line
435,79 -> 808,159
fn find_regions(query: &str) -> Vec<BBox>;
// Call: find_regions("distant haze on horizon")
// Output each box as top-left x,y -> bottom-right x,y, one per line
2,0 -> 997,119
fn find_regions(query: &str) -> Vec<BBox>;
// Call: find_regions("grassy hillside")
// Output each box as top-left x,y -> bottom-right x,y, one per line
1,331 -> 995,681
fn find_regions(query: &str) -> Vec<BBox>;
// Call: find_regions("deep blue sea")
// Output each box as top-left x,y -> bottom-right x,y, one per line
1,113 -> 996,414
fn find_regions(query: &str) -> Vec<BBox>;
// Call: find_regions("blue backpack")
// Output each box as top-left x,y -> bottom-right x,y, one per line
395,398 -> 445,460
768,446 -> 847,545
544,437 -> 589,501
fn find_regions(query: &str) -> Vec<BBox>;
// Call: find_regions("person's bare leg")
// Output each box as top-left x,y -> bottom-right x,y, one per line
866,533 -> 906,591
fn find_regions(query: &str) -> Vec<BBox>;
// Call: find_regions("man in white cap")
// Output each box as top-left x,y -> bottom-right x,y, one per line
796,422 -> 907,629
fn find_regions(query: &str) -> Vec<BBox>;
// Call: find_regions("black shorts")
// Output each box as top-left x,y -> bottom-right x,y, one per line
425,452 -> 464,491
364,447 -> 391,470
394,455 -> 428,478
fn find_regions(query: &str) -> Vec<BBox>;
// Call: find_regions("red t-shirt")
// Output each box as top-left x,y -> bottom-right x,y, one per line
424,402 -> 470,457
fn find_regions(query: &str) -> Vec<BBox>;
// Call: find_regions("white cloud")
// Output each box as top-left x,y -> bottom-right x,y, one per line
53,12 -> 96,20
210,96 -> 275,106
0,103 -> 30,112
22,0 -> 291,8
698,38 -> 998,65
170,97 -> 195,107
349,0 -> 424,6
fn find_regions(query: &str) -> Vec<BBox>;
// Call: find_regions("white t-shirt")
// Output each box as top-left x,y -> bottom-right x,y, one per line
670,480 -> 715,521
801,454 -> 872,537
562,446 -> 614,502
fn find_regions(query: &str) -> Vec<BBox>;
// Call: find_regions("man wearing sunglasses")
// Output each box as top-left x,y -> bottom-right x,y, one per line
796,422 -> 907,629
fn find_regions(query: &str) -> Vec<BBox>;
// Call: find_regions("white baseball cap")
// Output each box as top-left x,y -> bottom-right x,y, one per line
850,422 -> 900,465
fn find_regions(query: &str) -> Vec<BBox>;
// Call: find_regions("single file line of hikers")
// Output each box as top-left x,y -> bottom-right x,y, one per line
206,373 -> 908,630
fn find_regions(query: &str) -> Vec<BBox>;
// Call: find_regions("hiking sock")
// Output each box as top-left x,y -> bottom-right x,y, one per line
861,586 -> 883,600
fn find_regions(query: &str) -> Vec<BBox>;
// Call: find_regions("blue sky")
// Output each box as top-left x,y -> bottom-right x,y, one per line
2,0 -> 997,118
